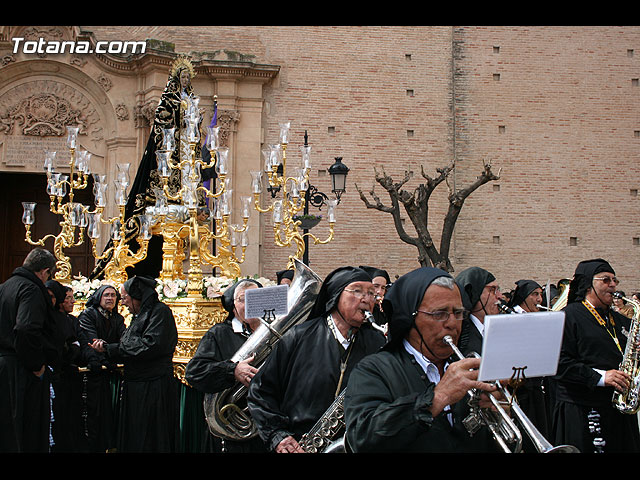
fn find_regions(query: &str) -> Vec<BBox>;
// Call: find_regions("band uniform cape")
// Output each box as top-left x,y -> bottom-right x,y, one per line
104,276 -> 179,452
344,267 -> 498,453
551,259 -> 640,453
246,266 -> 386,451
0,266 -> 60,452
454,266 -> 495,356
184,279 -> 267,453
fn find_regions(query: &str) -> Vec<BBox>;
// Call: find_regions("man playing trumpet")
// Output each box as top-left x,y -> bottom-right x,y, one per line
343,267 -> 501,452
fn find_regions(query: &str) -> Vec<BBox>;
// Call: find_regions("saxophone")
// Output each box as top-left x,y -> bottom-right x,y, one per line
612,292 -> 640,414
299,389 -> 347,453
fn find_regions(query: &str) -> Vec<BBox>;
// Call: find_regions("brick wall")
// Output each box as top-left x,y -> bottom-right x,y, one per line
81,25 -> 640,292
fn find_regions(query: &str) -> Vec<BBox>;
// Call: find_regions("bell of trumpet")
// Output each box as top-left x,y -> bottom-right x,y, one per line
442,335 -> 579,453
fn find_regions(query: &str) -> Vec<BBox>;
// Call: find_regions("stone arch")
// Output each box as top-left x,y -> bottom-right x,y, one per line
0,58 -> 119,173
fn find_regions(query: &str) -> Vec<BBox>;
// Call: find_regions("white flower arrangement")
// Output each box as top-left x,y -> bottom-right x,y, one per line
156,278 -> 188,300
201,274 -> 276,299
70,274 -> 277,302
70,275 -> 115,301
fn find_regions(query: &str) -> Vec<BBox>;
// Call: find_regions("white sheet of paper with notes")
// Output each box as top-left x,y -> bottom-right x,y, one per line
244,284 -> 290,319
477,311 -> 566,382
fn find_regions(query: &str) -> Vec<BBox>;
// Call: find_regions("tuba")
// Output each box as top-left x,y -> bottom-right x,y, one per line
443,335 -> 579,453
203,258 -> 322,441
551,280 -> 571,311
612,292 -> 640,414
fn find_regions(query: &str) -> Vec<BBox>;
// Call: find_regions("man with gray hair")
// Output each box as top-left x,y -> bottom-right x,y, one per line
0,248 -> 59,452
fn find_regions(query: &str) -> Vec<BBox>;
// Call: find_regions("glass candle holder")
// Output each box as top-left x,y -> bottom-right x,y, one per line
43,150 -> 56,173
279,122 -> 291,144
88,213 -> 101,239
161,128 -> 176,152
216,147 -> 229,175
22,202 -> 36,225
206,126 -> 220,151
327,199 -> 338,223
66,126 -> 79,149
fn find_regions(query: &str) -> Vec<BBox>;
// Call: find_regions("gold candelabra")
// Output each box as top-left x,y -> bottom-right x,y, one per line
86,160 -> 152,284
251,123 -> 339,268
151,93 -> 246,295
22,126 -> 93,283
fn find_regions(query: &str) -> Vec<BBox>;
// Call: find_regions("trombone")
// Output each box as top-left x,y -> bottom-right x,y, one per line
442,335 -> 579,453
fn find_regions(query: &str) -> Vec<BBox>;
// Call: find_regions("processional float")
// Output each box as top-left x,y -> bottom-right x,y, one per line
20,56 -> 341,381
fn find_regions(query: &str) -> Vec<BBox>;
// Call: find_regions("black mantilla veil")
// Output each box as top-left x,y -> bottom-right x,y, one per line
382,267 -> 453,349
90,55 -> 216,280
508,279 -> 542,309
567,258 -> 616,305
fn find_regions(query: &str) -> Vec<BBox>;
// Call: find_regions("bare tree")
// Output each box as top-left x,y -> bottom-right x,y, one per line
355,160 -> 500,272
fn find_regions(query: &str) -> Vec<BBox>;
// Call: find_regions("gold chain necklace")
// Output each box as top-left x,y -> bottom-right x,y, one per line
582,300 -> 621,353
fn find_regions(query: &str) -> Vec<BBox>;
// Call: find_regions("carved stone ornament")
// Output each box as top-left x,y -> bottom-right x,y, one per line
115,103 -> 129,121
216,109 -> 240,148
1,93 -> 86,136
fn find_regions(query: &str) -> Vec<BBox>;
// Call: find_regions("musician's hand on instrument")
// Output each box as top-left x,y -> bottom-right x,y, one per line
276,435 -> 305,453
604,369 -> 631,392
432,357 -> 496,416
234,355 -> 258,386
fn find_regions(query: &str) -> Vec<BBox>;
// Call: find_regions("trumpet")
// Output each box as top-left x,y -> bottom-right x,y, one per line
442,335 -> 579,453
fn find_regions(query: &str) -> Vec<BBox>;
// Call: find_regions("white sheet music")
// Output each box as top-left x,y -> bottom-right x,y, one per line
244,284 -> 289,319
477,311 -> 565,382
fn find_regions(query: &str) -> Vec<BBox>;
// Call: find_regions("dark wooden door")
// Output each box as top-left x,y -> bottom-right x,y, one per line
0,172 -> 95,282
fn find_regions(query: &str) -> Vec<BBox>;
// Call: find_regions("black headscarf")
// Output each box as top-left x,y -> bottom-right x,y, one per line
276,269 -> 294,285
123,275 -> 158,307
84,284 -> 120,309
45,279 -> 67,309
382,267 -> 453,348
309,266 -> 372,319
221,278 -> 263,320
508,279 -> 542,308
358,266 -> 391,284
567,258 -> 615,304
454,267 -> 496,312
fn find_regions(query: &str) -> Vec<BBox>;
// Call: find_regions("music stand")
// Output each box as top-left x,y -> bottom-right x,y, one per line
477,311 -> 566,382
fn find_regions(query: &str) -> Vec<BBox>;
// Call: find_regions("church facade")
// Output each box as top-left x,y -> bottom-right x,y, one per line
1,26 -> 638,292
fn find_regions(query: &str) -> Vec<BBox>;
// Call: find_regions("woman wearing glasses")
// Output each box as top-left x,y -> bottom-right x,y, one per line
247,266 -> 386,453
551,258 -> 640,453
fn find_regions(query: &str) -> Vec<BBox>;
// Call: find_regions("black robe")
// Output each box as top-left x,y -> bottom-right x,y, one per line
0,267 -> 57,452
185,318 -> 267,453
105,292 -> 178,452
49,309 -> 86,453
344,344 -> 498,453
247,316 -> 385,451
77,298 -> 126,453
551,301 -> 640,453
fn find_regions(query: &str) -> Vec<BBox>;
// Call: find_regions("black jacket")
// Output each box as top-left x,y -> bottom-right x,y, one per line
0,267 -> 60,371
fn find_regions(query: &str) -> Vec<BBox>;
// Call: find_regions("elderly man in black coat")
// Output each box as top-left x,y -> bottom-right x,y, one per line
0,248 -> 57,452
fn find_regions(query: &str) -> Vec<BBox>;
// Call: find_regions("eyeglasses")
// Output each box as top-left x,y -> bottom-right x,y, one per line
486,286 -> 501,295
344,288 -> 377,300
414,309 -> 468,322
594,276 -> 620,285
